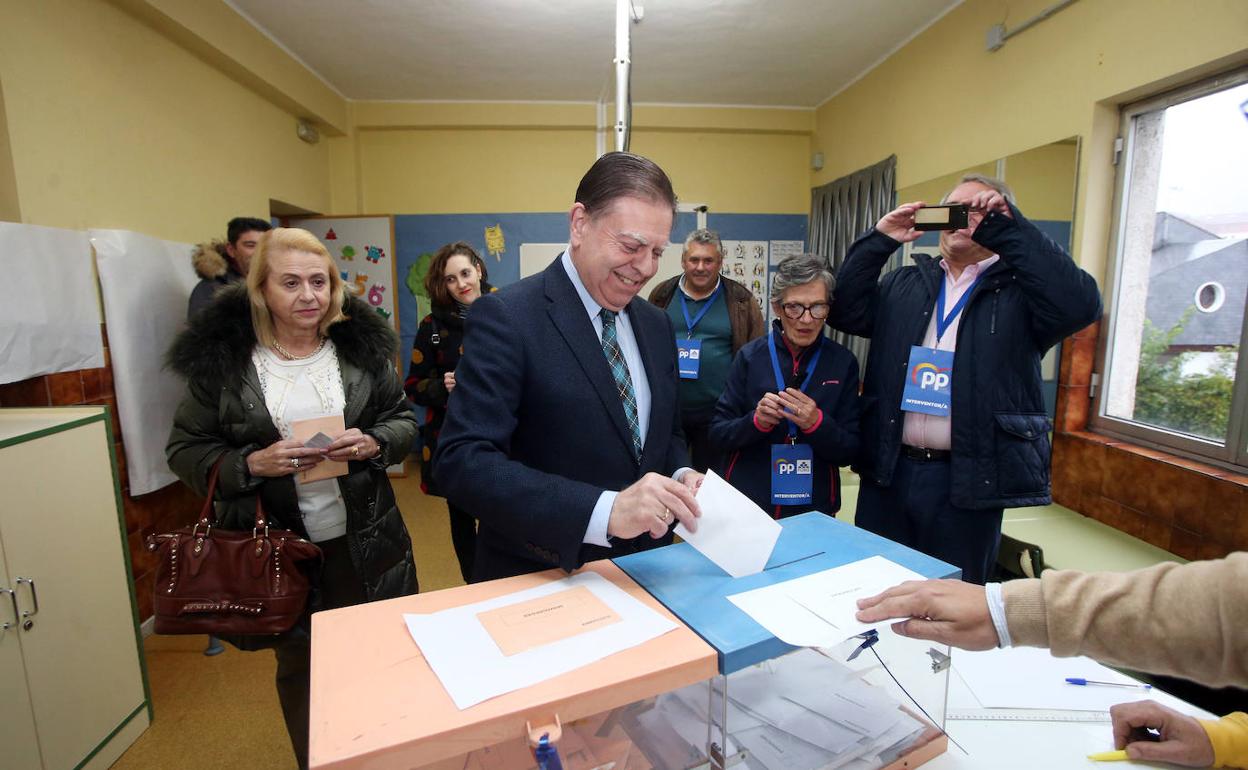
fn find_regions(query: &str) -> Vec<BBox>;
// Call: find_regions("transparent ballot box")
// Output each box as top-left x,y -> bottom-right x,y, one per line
614,512 -> 957,770
309,513 -> 954,769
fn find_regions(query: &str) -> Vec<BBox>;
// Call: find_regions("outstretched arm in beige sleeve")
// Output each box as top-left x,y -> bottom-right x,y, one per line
1004,553 -> 1248,689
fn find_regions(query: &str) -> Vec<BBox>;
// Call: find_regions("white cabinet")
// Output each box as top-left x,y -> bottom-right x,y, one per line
0,407 -> 150,769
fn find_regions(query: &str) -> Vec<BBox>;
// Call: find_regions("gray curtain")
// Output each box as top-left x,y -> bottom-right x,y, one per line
808,154 -> 897,362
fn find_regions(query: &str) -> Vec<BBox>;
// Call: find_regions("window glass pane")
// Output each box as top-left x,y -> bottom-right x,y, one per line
1104,82 -> 1248,443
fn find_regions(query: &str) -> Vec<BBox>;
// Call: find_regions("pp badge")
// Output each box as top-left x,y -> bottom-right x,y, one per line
676,338 -> 702,379
771,443 -> 813,506
901,346 -> 954,416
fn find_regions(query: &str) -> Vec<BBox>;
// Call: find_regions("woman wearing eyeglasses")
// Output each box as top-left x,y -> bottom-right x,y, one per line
709,253 -> 861,518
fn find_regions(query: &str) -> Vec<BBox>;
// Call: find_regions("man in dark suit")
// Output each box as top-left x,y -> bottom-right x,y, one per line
435,152 -> 703,581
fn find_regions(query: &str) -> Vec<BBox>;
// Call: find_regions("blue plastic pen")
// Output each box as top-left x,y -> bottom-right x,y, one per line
534,733 -> 564,770
1066,677 -> 1152,690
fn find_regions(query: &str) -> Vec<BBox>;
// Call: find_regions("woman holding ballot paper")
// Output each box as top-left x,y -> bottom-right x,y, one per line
166,227 -> 417,768
708,253 -> 861,518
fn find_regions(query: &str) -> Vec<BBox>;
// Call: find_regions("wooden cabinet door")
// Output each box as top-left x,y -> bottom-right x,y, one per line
0,547 -> 42,770
0,419 -> 147,769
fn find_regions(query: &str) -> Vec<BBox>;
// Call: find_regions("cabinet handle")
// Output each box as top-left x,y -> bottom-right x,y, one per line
0,588 -> 15,640
15,577 -> 38,618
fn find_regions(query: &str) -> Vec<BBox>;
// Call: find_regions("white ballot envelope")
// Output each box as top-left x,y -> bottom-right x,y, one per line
675,470 -> 782,578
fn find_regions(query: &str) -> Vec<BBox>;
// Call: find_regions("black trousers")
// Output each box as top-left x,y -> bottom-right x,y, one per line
274,536 -> 366,769
448,502 -> 476,584
854,456 -> 1003,585
681,406 -> 722,474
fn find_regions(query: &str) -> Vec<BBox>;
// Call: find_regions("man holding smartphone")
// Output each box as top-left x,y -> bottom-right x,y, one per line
826,175 -> 1101,584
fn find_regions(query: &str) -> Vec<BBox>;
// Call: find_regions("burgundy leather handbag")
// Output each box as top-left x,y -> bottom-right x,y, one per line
145,458 -> 322,636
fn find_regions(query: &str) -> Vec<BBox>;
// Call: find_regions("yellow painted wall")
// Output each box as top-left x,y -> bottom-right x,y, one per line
335,102 -> 812,215
1005,141 -> 1079,221
631,130 -> 810,214
0,0 -> 332,243
896,162 -> 998,209
895,141 -> 1078,221
0,81 -> 20,222
813,0 -> 1248,280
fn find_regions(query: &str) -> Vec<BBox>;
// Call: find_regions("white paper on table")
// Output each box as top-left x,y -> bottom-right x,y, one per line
727,556 -> 926,647
675,469 -> 781,577
954,646 -> 1159,712
403,571 -> 676,709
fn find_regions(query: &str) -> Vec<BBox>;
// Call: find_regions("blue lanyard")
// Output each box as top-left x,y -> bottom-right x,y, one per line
935,275 -> 982,344
767,330 -> 823,439
677,280 -> 723,338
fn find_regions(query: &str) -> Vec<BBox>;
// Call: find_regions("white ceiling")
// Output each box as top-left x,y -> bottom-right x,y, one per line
228,0 -> 960,107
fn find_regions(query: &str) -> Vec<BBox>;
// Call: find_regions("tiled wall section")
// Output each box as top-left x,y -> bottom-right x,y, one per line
0,334 -> 201,622
1051,320 -> 1248,559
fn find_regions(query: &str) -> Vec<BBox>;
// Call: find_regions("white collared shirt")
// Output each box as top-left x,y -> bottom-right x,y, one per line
560,250 -> 652,446
901,254 -> 1001,450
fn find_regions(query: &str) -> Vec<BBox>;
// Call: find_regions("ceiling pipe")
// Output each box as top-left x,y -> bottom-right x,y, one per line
613,0 -> 641,152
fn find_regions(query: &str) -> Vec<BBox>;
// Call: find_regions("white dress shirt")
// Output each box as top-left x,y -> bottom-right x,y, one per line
560,251 -> 665,548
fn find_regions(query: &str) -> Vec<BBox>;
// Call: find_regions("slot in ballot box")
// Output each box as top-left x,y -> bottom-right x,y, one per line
614,512 -> 960,770
309,560 -> 720,769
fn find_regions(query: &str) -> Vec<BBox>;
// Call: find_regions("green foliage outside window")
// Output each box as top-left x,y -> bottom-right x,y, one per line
1133,307 -> 1236,441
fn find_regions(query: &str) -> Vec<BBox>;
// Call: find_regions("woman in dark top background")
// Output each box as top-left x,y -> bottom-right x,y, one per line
405,241 -> 492,583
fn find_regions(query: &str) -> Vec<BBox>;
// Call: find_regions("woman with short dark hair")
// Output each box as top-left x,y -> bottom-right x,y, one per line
709,253 -> 861,518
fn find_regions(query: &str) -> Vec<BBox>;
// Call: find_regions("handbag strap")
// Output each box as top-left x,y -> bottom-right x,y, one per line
197,454 -> 270,530
196,456 -> 226,527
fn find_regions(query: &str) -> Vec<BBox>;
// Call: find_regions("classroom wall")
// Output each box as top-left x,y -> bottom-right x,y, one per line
331,101 -> 813,216
819,0 -> 1248,559
0,0 -> 335,242
0,82 -> 19,222
811,0 -> 1248,284
0,0 -> 346,624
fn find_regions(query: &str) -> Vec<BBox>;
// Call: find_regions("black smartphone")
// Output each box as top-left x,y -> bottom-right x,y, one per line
914,204 -> 969,231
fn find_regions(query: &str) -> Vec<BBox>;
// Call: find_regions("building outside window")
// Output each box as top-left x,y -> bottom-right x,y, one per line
1094,70 -> 1248,469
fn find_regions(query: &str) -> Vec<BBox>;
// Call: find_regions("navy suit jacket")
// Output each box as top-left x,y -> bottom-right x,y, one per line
434,257 -> 689,580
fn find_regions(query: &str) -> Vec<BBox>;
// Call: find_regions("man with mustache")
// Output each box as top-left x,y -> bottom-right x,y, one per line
648,228 -> 764,472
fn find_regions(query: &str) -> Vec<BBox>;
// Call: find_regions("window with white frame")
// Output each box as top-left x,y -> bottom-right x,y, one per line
1094,70 -> 1248,469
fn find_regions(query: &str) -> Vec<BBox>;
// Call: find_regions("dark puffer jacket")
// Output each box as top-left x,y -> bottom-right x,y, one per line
166,285 -> 419,602
827,205 -> 1101,510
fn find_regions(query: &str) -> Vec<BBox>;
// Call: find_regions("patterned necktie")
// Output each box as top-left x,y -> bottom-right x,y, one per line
599,309 -> 642,461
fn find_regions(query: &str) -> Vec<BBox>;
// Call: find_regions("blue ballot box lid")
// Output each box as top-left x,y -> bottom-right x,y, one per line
613,511 -> 959,674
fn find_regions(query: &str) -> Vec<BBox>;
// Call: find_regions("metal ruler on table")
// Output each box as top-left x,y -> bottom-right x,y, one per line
948,708 -> 1110,722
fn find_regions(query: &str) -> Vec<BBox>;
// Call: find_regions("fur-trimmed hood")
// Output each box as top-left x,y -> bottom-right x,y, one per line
167,284 -> 399,386
191,240 -> 236,280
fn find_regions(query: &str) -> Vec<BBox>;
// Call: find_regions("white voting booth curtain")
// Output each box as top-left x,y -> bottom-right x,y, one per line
91,229 -> 196,496
0,223 -> 104,384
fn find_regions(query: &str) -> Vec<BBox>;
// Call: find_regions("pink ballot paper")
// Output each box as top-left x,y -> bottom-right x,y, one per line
290,414 -> 348,483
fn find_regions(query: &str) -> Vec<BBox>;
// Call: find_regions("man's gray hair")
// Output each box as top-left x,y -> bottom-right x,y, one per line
942,173 -> 1017,205
769,253 -> 835,303
683,228 -> 723,258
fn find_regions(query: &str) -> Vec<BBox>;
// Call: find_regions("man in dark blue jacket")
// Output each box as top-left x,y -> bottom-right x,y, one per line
435,152 -> 702,581
827,175 -> 1101,584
